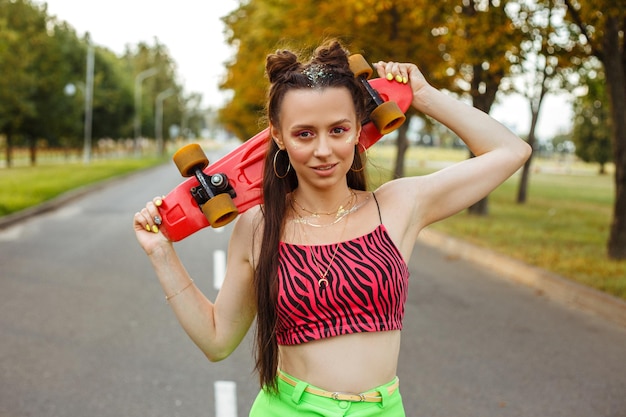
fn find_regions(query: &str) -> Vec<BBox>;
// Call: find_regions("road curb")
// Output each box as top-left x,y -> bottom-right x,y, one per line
419,228 -> 626,329
0,164 -> 164,231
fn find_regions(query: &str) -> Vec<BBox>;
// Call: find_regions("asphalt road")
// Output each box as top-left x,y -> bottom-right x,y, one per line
1,159 -> 625,417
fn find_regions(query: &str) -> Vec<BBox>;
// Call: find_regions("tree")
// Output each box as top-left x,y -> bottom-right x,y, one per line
507,0 -> 573,203
559,0 -> 626,259
46,21 -> 88,149
21,19 -> 87,163
88,46 -> 135,141
431,0 -> 526,215
572,63 -> 613,174
0,0 -> 47,166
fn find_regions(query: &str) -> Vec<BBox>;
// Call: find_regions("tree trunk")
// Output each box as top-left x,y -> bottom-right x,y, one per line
603,16 -> 626,260
393,119 -> 410,179
29,136 -> 37,166
517,145 -> 533,204
5,132 -> 13,168
518,92 -> 544,204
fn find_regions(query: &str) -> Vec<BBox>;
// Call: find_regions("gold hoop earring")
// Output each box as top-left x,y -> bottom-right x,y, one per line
273,149 -> 291,178
350,142 -> 367,172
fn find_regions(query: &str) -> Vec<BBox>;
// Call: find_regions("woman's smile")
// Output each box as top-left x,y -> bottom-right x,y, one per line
310,162 -> 339,176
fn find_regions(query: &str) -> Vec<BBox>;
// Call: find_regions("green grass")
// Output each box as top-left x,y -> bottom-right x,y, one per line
367,145 -> 626,300
0,157 -> 164,216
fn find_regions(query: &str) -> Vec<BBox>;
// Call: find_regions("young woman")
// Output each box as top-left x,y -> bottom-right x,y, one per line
134,40 -> 531,416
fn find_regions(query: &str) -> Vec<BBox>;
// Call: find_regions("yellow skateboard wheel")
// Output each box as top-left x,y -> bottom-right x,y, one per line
348,54 -> 373,79
173,143 -> 209,178
370,101 -> 406,135
202,193 -> 239,228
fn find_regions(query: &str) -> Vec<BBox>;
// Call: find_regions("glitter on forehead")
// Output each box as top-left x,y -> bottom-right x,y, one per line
302,64 -> 333,87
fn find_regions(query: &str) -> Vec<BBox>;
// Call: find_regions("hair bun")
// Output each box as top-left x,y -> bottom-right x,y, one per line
310,40 -> 351,76
266,50 -> 303,84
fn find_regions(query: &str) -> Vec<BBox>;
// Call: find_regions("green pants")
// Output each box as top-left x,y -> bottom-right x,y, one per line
249,371 -> 405,416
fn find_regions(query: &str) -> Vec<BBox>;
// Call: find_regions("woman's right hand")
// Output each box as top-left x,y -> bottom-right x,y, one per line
133,196 -> 172,255
373,61 -> 430,100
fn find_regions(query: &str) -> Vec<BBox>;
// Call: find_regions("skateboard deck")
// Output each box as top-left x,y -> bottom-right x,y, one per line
159,63 -> 413,242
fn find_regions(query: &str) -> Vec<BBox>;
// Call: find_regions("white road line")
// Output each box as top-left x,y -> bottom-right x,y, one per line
213,250 -> 226,290
212,237 -> 237,416
214,380 -> 238,417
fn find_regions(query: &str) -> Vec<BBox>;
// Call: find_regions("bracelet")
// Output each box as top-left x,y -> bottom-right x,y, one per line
165,279 -> 194,303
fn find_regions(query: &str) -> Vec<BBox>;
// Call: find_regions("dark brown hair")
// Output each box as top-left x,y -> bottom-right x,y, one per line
253,39 -> 369,392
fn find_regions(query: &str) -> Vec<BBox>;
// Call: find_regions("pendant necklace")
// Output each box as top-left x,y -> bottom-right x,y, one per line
293,199 -> 350,290
311,243 -> 341,289
308,214 -> 348,290
289,189 -> 362,288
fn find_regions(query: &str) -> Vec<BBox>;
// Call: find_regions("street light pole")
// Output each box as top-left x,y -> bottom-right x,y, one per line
83,40 -> 94,164
133,67 -> 158,154
155,88 -> 175,157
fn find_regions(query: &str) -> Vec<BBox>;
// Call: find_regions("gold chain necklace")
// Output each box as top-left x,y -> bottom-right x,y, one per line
292,189 -> 355,219
292,211 -> 350,228
291,192 -> 369,228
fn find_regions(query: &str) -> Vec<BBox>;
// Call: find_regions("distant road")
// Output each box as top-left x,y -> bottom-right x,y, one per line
1,156 -> 625,417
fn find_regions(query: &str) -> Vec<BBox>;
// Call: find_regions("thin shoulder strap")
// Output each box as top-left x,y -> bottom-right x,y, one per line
372,192 -> 383,224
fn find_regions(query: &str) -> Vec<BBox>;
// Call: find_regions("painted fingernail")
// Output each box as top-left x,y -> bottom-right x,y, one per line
386,73 -> 394,81
145,224 -> 151,232
152,225 -> 159,234
395,74 -> 403,83
155,198 -> 162,207
402,76 -> 408,84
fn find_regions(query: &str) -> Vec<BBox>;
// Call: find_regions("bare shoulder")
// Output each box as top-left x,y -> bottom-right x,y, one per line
234,205 -> 264,234
372,176 -> 432,258
373,176 -> 430,217
229,205 -> 264,265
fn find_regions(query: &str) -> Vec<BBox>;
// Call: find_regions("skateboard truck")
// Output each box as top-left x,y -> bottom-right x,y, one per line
348,54 -> 406,135
173,144 -> 240,228
190,171 -> 237,209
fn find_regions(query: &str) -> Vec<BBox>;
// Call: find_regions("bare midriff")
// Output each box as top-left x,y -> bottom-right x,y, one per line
278,330 -> 402,393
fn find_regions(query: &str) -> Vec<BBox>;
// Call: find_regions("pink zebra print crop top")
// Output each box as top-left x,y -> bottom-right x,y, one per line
275,224 -> 410,345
